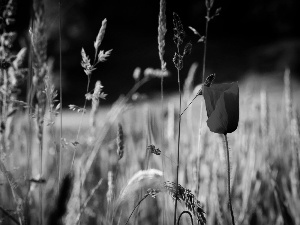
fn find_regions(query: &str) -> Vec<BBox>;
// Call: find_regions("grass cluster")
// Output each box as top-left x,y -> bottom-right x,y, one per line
1,0 -> 300,225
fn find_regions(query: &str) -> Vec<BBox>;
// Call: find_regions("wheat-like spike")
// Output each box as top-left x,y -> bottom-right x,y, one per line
106,170 -> 114,204
164,181 -> 206,225
158,0 -> 167,71
116,123 -> 124,160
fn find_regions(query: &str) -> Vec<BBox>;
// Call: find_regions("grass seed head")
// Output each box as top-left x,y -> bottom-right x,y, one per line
164,181 -> 206,225
94,18 -> 107,51
117,123 -> 124,160
173,12 -> 185,48
147,144 -> 161,155
158,0 -> 167,71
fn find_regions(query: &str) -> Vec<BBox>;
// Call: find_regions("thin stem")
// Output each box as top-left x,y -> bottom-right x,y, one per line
125,194 -> 149,225
195,7 -> 210,196
160,75 -> 166,225
223,134 -> 235,225
174,65 -> 182,225
39,122 -> 43,225
181,94 -> 198,116
72,74 -> 91,171
176,211 -> 194,225
58,0 -> 62,192
76,74 -> 91,141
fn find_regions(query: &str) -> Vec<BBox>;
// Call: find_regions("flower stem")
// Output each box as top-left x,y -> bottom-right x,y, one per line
125,194 -> 149,225
223,134 -> 235,225
71,74 -> 91,171
174,66 -> 182,225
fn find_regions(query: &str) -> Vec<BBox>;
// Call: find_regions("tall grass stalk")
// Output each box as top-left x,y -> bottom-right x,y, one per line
158,0 -> 167,221
196,2 -> 211,196
172,12 -> 192,224
74,18 -> 110,142
174,65 -> 182,225
71,18 -> 111,170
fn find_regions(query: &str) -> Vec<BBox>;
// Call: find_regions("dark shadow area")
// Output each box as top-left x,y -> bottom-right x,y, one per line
11,0 -> 300,105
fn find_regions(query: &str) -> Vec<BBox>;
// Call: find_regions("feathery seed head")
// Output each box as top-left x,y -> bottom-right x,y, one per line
98,49 -> 113,62
81,48 -> 95,76
173,12 -> 185,48
94,18 -> 107,51
147,144 -> 161,155
173,52 -> 183,70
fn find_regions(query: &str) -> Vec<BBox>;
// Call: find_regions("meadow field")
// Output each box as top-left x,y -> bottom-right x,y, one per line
1,0 -> 300,225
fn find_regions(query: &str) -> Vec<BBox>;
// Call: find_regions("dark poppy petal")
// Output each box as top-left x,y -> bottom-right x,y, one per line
203,83 -> 233,117
206,91 -> 228,134
203,82 -> 239,134
223,82 -> 239,133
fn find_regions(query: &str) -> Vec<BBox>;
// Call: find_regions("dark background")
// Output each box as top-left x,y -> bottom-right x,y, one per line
13,0 -> 300,105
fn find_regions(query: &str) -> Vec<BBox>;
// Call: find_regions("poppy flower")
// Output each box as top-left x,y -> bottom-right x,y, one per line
203,82 -> 239,134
